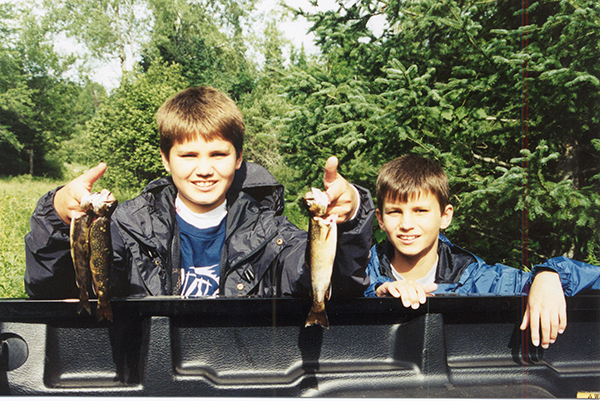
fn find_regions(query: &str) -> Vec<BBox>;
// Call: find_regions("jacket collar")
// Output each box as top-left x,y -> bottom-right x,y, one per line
376,234 -> 477,284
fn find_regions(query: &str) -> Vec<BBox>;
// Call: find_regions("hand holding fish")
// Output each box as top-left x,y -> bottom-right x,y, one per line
322,156 -> 359,224
54,162 -> 113,225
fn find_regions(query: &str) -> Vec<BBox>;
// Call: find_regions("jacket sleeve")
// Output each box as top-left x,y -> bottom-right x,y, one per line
364,245 -> 392,297
441,258 -> 534,294
331,185 -> 375,298
24,188 -> 137,299
532,257 -> 600,296
24,187 -> 78,299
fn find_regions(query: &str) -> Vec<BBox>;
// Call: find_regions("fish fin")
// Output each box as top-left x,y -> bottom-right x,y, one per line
96,302 -> 113,322
78,299 -> 92,315
305,309 -> 329,329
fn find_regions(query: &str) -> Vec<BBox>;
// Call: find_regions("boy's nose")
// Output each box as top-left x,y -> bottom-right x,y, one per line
399,213 -> 415,230
194,159 -> 214,176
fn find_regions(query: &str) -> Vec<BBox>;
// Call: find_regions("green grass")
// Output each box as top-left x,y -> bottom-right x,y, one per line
0,175 -> 62,298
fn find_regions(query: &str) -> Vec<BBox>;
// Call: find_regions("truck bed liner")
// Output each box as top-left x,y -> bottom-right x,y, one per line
1,294 -> 598,397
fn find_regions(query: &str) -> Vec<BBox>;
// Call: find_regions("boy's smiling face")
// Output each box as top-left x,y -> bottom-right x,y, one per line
376,190 -> 453,272
161,136 -> 242,214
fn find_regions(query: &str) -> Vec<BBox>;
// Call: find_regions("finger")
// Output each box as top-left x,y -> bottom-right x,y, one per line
520,307 -> 530,331
558,303 -> 567,334
388,284 -> 401,298
398,286 -> 413,308
323,156 -> 339,188
414,285 -> 427,305
548,310 -> 560,345
527,305 -> 541,347
405,285 -> 421,309
375,284 -> 388,297
78,162 -> 107,189
540,311 -> 551,349
376,282 -> 394,298
71,163 -> 108,202
423,282 -> 438,294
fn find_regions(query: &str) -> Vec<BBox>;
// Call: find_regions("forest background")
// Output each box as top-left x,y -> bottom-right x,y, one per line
0,0 -> 599,298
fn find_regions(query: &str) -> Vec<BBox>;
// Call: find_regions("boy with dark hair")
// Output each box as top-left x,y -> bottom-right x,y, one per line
25,86 -> 374,300
367,154 -> 600,348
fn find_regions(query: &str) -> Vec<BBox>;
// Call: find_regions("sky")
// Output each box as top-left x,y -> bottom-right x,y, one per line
79,0 -> 386,90
83,0 -> 335,90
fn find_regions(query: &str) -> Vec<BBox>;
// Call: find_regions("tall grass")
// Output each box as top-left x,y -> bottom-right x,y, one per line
0,176 -> 61,298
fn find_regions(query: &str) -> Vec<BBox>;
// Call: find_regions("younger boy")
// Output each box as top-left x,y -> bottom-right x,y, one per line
366,154 -> 600,349
25,86 -> 374,300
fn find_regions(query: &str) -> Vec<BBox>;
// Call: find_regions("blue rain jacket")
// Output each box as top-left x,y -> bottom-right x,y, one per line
365,234 -> 600,297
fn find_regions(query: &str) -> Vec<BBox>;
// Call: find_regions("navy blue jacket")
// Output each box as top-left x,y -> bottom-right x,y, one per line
365,234 -> 600,297
25,162 -> 374,299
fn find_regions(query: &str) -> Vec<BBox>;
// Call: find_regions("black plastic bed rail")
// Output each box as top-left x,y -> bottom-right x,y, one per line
0,294 -> 599,397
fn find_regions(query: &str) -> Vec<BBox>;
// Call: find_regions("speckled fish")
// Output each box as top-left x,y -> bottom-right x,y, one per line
70,201 -> 94,315
303,187 -> 337,328
70,189 -> 117,322
88,189 -> 117,322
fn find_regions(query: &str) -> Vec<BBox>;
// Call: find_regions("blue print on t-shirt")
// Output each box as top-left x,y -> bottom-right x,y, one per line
177,215 -> 226,297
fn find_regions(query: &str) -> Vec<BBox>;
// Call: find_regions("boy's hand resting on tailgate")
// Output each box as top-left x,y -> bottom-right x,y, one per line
520,271 -> 567,349
376,280 -> 438,309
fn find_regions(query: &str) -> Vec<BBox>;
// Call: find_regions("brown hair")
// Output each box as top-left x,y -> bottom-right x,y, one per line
376,154 -> 449,212
157,86 -> 244,158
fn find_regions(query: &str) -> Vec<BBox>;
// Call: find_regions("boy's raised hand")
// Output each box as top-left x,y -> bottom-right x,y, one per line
54,162 -> 108,225
322,156 -> 359,224
520,271 -> 567,348
376,280 -> 438,309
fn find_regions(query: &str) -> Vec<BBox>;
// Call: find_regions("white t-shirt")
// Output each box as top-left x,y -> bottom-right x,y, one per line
391,256 -> 438,285
175,196 -> 228,298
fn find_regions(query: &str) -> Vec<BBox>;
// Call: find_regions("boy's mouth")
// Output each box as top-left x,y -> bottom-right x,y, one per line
398,235 -> 419,243
193,180 -> 217,189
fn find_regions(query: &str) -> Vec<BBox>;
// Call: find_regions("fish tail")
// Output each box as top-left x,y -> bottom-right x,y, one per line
78,299 -> 92,315
305,308 -> 329,329
96,301 -> 113,322
77,287 -> 91,315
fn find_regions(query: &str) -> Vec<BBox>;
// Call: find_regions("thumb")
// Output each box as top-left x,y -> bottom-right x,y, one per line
424,282 -> 438,294
323,156 -> 339,188
78,162 -> 107,190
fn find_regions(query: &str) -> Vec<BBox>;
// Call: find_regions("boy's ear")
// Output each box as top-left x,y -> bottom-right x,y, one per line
235,151 -> 243,170
440,204 -> 454,230
160,150 -> 171,173
375,208 -> 385,230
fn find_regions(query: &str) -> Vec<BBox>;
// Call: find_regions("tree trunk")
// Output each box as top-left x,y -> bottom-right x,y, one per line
29,148 -> 34,176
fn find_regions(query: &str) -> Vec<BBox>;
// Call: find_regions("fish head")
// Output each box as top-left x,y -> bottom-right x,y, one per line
85,189 -> 118,217
303,187 -> 329,216
79,193 -> 95,214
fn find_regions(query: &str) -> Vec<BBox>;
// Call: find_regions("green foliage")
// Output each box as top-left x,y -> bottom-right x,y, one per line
86,61 -> 187,192
0,3 -> 97,177
280,0 -> 600,268
141,0 -> 258,100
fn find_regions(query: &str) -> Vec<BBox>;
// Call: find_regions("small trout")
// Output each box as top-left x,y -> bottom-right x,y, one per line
70,207 -> 93,315
70,189 -> 117,322
303,187 -> 337,328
